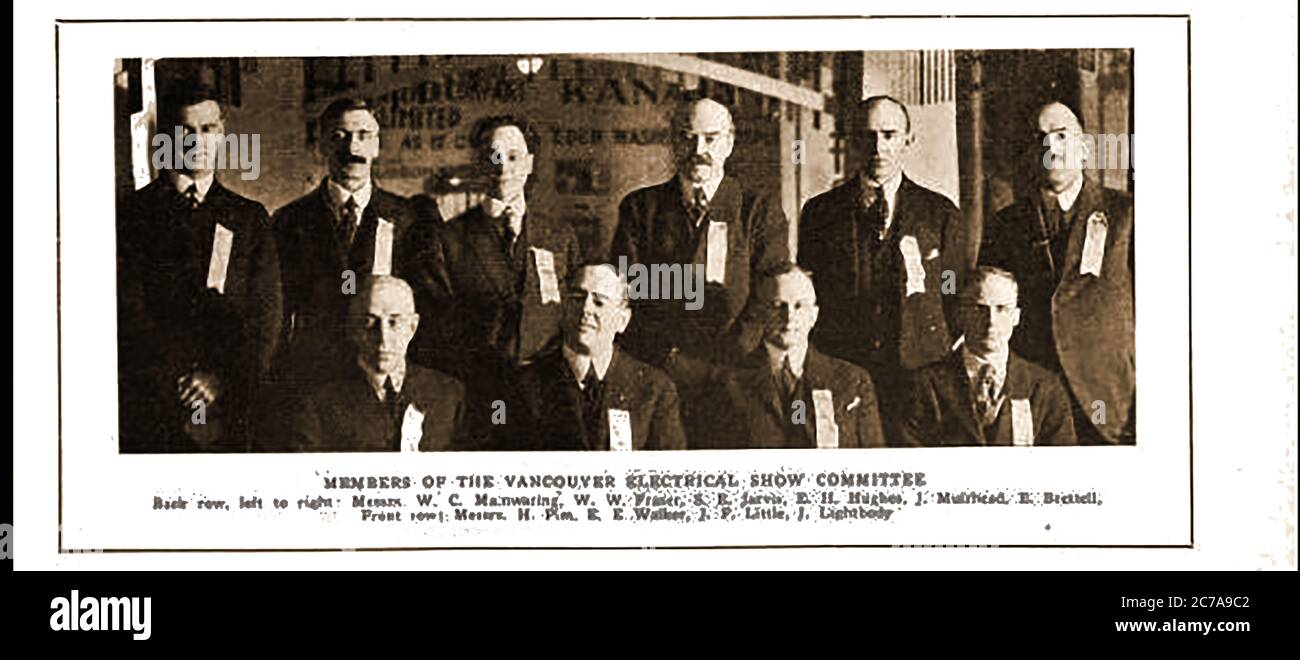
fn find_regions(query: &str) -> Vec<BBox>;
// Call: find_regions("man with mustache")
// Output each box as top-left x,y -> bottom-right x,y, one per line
277,275 -> 465,452
513,265 -> 686,451
610,97 -> 790,443
900,267 -> 1077,446
116,85 -> 282,452
405,114 -> 581,449
978,101 -> 1134,445
796,95 -> 961,442
704,263 -> 885,449
272,98 -> 419,393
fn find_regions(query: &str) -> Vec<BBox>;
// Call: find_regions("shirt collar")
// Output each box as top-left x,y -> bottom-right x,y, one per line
960,344 -> 1008,385
326,178 -> 373,213
1043,174 -> 1085,212
483,195 -> 526,228
764,341 -> 808,379
357,356 -> 405,401
562,343 -> 612,388
172,171 -> 215,203
678,174 -> 723,206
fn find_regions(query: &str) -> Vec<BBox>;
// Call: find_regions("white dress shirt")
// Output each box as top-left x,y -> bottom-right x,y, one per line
564,344 -> 613,389
172,171 -> 215,204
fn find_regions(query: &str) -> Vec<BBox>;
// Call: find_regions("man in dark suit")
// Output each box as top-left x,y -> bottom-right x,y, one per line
979,101 -> 1135,445
272,98 -> 419,389
271,275 -> 465,452
117,87 -> 282,453
514,265 -> 686,451
610,97 -> 790,437
405,115 -> 581,446
901,267 -> 1076,447
797,95 -> 961,439
705,264 -> 885,449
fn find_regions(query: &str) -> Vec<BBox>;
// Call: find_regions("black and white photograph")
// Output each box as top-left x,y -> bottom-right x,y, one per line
112,49 -> 1134,454
10,2 -> 1294,583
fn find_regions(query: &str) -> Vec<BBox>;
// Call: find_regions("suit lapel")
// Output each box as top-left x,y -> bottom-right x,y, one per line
1056,180 -> 1103,289
601,350 -> 635,448
463,207 -> 515,299
545,353 -> 590,450
741,350 -> 786,446
941,353 -> 985,445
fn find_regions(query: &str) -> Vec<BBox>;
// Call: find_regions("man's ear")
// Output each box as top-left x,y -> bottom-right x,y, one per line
614,306 -> 632,335
1010,307 -> 1022,328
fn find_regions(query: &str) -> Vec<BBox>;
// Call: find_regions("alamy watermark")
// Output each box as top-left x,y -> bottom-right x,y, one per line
1044,132 -> 1134,172
617,256 -> 705,311
151,128 -> 262,180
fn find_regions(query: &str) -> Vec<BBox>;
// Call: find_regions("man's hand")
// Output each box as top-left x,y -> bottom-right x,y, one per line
177,371 -> 221,408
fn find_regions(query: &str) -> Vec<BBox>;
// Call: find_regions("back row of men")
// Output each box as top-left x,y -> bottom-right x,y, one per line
116,88 -> 1135,453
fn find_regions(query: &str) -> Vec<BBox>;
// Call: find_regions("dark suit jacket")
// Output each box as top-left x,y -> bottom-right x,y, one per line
117,176 -> 282,453
797,174 -> 960,373
979,180 -> 1134,444
703,346 -> 886,449
900,351 -> 1077,447
271,180 -> 419,384
406,203 -> 581,378
513,348 -> 687,451
611,175 -> 790,382
271,363 -> 465,452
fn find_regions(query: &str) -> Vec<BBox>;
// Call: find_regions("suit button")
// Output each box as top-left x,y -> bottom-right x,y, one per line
873,339 -> 882,349
874,304 -> 882,315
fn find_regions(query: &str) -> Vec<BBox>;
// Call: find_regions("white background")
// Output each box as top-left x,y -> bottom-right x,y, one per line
12,0 -> 1296,569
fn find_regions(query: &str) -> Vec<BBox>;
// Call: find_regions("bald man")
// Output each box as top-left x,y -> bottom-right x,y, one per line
513,265 -> 687,451
611,97 -> 790,438
797,95 -> 962,442
979,101 -> 1134,445
268,275 -> 465,452
901,267 -> 1077,447
703,264 -> 886,449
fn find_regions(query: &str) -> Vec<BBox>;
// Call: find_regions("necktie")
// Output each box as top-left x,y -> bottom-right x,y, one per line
581,365 -> 604,439
688,186 -> 709,227
972,363 -> 1002,431
778,354 -> 799,398
337,196 -> 360,252
500,207 -> 519,257
185,183 -> 201,209
864,185 -> 888,238
383,375 -> 402,445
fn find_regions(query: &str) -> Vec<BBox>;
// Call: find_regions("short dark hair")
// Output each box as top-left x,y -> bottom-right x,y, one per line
318,98 -> 379,130
157,85 -> 223,131
858,95 -> 912,134
960,266 -> 1019,303
469,114 -> 540,156
757,261 -> 816,293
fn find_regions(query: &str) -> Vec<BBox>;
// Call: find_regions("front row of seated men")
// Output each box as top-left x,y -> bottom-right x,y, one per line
255,262 -> 1077,451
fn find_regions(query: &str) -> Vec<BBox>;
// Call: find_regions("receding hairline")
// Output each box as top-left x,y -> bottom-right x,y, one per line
672,98 -> 735,133
570,263 -> 631,304
961,266 -> 1019,301
1034,101 -> 1084,132
858,95 -> 912,133
350,275 -> 416,313
759,264 -> 818,302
